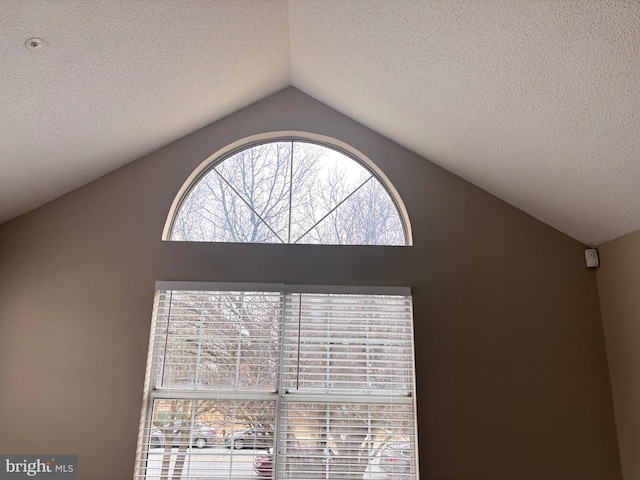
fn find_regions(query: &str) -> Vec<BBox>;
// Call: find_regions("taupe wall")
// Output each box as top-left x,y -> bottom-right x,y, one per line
0,88 -> 621,479
598,230 -> 640,480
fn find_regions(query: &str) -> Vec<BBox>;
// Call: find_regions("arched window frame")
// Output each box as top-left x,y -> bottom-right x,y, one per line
162,132 -> 413,246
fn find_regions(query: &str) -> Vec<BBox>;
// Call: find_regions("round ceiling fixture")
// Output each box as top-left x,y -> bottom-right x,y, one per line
25,38 -> 43,51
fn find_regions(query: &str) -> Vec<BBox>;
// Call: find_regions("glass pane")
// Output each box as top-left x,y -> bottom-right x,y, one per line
156,291 -> 281,391
214,142 -> 292,242
289,143 -> 371,243
283,293 -> 414,395
297,176 -> 405,245
142,399 -> 275,480
279,402 -> 416,480
172,167 -> 283,243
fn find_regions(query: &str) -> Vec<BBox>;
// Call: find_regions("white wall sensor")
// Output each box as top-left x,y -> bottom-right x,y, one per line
585,248 -> 600,268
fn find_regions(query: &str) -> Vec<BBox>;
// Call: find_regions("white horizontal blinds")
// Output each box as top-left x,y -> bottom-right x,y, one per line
135,291 -> 169,480
280,292 -> 417,480
135,285 -> 416,480
134,289 -> 281,480
138,399 -> 276,480
282,293 -> 415,395
278,402 -> 416,480
154,290 -> 282,392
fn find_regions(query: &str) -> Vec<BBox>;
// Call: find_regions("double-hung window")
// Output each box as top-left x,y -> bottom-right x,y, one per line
135,282 -> 417,480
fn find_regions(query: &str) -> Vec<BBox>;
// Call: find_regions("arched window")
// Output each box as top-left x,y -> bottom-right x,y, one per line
167,139 -> 410,245
139,137 -> 418,479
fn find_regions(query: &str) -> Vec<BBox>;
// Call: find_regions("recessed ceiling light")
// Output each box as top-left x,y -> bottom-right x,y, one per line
25,38 -> 43,51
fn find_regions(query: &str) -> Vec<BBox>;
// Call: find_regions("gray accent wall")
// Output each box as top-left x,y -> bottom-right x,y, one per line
0,88 -> 622,479
598,230 -> 640,480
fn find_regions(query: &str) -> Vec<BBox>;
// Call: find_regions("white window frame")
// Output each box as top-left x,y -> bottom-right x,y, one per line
134,281 -> 419,480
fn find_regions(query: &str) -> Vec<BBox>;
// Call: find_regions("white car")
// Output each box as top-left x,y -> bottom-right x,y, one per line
150,423 -> 217,449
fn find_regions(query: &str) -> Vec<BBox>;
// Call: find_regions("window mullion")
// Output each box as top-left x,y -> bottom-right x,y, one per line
158,290 -> 173,388
274,290 -> 288,480
287,140 -> 294,244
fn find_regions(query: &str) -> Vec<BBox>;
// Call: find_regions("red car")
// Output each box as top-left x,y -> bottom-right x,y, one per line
253,448 -> 337,478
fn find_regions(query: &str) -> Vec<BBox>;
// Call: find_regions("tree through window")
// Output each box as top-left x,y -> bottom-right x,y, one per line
170,141 -> 407,245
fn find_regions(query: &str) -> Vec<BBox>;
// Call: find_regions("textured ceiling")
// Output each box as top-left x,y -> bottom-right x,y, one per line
0,0 -> 290,226
1,1 -> 639,246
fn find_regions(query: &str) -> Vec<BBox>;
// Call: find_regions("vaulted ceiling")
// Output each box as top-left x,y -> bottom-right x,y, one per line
2,0 -> 639,246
